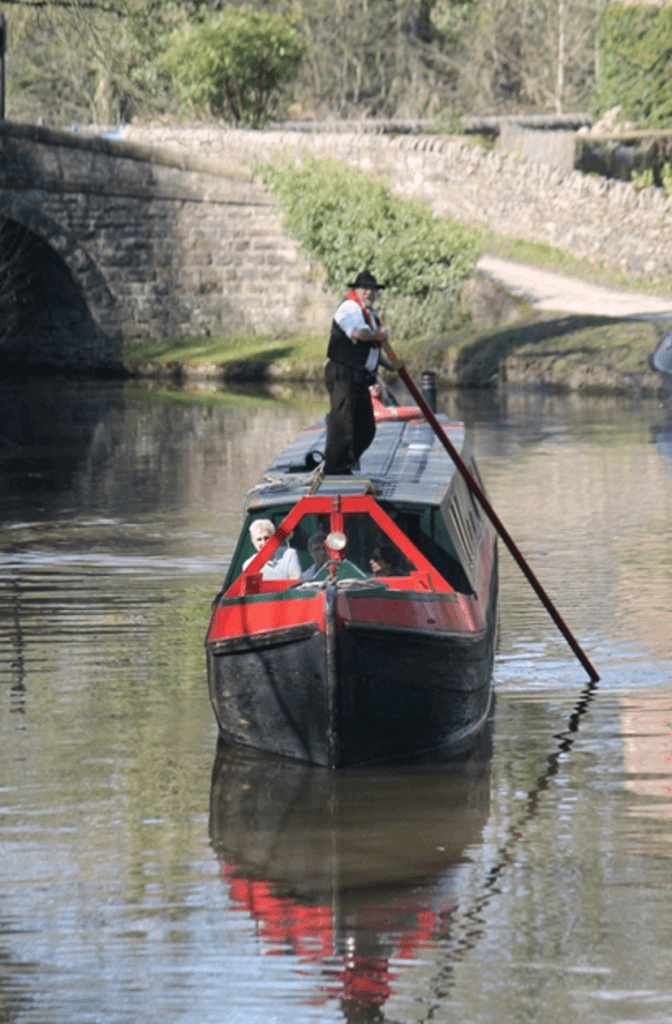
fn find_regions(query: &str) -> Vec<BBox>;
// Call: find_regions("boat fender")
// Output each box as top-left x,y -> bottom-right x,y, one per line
371,394 -> 421,421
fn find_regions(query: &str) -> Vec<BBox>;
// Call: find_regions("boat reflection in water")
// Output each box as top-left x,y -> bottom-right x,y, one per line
209,726 -> 492,1018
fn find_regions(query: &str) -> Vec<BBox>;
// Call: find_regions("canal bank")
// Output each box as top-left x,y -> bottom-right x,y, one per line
122,259 -> 672,396
123,316 -> 666,395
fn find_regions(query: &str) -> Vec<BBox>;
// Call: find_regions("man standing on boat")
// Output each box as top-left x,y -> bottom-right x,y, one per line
323,270 -> 389,475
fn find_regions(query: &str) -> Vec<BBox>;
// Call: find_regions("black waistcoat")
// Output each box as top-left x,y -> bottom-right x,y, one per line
326,309 -> 379,371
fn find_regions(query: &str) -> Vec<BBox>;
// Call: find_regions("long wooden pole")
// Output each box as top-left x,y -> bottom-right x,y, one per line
0,12 -> 6,121
382,340 -> 599,683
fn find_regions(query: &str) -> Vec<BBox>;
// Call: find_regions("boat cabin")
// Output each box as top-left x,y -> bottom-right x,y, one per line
220,415 -> 487,600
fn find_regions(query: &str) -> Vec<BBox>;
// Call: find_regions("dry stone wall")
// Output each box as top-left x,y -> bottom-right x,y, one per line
123,125 -> 672,284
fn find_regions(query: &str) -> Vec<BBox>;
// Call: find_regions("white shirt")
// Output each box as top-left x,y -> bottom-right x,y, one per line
243,545 -> 301,580
334,299 -> 380,374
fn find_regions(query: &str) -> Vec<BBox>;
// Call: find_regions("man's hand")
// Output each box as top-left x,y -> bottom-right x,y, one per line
353,327 -> 389,346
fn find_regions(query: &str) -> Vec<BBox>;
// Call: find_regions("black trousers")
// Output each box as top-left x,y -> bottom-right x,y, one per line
324,360 -> 375,474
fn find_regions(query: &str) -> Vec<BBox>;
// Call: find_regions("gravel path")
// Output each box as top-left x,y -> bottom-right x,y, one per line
476,255 -> 672,321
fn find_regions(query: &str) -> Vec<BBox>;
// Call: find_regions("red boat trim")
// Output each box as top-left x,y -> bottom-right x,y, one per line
207,621 -> 319,654
342,620 -> 486,645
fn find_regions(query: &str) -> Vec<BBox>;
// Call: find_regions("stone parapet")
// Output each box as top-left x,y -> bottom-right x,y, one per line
123,125 -> 672,284
0,121 -> 335,355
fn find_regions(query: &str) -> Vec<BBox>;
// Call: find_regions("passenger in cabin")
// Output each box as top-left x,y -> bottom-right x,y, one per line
301,531 -> 330,580
242,518 -> 301,580
323,270 -> 390,475
369,543 -> 400,576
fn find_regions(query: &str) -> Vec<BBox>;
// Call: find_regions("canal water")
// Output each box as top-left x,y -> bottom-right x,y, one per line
1,375 -> 671,1024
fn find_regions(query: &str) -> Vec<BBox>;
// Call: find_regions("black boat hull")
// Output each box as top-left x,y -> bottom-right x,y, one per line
206,567 -> 497,768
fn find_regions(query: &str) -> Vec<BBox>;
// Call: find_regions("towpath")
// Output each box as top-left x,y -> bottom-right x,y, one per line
476,255 -> 672,321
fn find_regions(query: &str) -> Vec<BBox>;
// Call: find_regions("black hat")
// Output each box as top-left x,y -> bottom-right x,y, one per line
349,270 -> 386,290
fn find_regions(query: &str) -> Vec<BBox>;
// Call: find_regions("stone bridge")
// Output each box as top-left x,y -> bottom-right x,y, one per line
0,121 -> 333,368
3,118 -> 672,369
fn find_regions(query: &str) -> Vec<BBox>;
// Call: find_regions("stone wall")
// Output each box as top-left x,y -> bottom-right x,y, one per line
0,122 -> 335,359
4,118 -> 671,367
123,125 -> 672,283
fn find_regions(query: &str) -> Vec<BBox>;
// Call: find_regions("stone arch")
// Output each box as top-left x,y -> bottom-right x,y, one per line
0,196 -> 122,370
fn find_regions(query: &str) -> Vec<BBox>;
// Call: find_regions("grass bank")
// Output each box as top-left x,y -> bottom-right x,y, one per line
406,313 -> 666,394
123,311 -> 667,396
123,332 -> 326,380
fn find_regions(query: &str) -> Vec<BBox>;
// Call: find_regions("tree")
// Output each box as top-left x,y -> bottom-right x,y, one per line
593,2 -> 672,127
446,0 -> 606,114
3,0 -> 195,125
0,0 -> 612,127
278,0 -> 472,117
159,8 -> 304,127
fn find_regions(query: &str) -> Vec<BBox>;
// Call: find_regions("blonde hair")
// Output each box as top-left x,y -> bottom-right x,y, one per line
249,518 -> 274,539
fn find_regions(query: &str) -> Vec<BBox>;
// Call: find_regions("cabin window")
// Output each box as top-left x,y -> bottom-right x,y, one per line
380,503 -> 473,594
225,497 -> 475,593
226,505 -> 419,588
447,469 -> 482,567
450,502 -> 470,557
340,512 -> 413,577
224,505 -> 305,588
469,458 -> 486,507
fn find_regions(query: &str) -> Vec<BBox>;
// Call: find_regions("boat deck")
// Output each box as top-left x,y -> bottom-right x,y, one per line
246,415 -> 468,512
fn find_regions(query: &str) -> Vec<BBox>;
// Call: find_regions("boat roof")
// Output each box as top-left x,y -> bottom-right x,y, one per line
245,414 -> 467,512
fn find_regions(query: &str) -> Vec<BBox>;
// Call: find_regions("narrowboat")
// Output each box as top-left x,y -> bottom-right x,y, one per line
205,390 -> 498,768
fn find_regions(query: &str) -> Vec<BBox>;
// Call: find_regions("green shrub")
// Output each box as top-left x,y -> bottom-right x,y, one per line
159,8 -> 303,127
662,161 -> 672,195
593,3 -> 672,128
261,155 -> 482,338
379,291 -> 470,342
631,167 -> 654,191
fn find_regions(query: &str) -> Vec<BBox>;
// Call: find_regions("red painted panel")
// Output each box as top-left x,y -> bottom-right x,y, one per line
207,593 -> 325,642
336,590 -> 486,635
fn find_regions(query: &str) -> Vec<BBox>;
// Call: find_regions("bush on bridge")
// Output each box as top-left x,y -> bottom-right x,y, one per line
159,8 -> 303,127
261,155 -> 482,340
